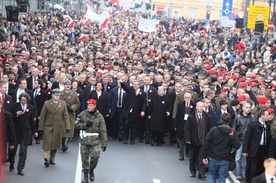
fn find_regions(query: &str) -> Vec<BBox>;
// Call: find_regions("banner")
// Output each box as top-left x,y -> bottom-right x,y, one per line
84,4 -> 110,28
118,0 -> 134,9
138,18 -> 159,32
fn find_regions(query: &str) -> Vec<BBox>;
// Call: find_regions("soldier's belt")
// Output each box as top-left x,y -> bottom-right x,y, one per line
79,130 -> 99,139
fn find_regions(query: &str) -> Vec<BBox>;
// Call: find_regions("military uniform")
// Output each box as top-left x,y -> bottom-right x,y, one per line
39,98 -> 70,164
60,89 -> 80,151
75,109 -> 107,182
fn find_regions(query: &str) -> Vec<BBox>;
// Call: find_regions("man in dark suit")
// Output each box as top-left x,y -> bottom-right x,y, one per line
8,92 -> 38,176
0,82 -> 13,112
185,101 -> 211,179
211,99 -> 235,127
120,79 -> 146,144
83,76 -> 97,104
2,73 -> 16,93
102,75 -> 114,93
1,98 -> 16,165
252,158 -> 276,183
26,68 -> 40,90
109,82 -> 127,141
33,79 -> 48,144
139,76 -> 157,143
243,109 -> 271,182
175,92 -> 195,160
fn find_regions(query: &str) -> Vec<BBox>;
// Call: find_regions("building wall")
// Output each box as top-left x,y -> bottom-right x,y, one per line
152,0 -> 271,20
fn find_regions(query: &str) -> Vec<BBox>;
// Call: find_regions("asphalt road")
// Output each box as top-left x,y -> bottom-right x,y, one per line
3,138 -> 242,183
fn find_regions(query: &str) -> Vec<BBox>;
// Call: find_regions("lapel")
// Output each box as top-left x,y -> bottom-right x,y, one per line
49,99 -> 61,111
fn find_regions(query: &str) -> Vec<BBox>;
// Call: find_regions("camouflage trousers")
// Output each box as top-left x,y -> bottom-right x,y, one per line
80,145 -> 100,172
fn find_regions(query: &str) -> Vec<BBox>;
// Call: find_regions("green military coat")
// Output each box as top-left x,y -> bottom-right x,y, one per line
60,90 -> 80,137
39,99 -> 70,150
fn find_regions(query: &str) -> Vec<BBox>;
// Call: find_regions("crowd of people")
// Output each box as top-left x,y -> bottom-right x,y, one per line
0,4 -> 276,183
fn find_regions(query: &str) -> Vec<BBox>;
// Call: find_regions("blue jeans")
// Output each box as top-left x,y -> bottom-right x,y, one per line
209,159 -> 230,183
235,144 -> 246,177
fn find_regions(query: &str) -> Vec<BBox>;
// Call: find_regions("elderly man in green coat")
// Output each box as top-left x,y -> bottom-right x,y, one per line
60,79 -> 80,152
39,88 -> 70,167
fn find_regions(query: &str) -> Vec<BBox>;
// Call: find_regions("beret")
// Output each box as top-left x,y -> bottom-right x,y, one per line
268,108 -> 275,114
237,95 -> 246,101
87,99 -> 97,105
257,97 -> 268,104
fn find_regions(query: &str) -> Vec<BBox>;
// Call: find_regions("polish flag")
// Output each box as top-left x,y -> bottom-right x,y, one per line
122,19 -> 129,37
78,34 -> 87,42
110,0 -> 120,7
63,15 -> 71,21
83,18 -> 90,26
68,19 -> 75,28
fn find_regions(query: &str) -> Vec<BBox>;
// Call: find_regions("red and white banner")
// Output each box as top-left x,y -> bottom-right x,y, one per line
84,4 -> 110,28
138,17 -> 159,32
78,34 -> 87,42
63,15 -> 75,28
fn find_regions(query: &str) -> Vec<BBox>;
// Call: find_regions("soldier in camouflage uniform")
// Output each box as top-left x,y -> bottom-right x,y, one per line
75,99 -> 107,183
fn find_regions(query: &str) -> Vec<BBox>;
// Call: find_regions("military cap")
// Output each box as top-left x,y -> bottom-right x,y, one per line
63,79 -> 71,85
237,95 -> 246,101
268,108 -> 275,114
51,88 -> 61,95
257,97 -> 268,104
87,99 -> 97,105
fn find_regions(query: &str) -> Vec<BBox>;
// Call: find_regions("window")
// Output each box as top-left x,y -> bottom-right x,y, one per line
190,10 -> 196,19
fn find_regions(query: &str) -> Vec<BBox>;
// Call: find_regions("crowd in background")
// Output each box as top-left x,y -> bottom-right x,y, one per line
0,5 -> 276,183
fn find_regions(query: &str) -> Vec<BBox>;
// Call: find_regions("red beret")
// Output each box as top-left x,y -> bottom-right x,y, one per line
120,52 -> 125,57
205,65 -> 211,70
238,95 -> 246,101
231,74 -> 237,80
239,82 -> 246,88
221,87 -> 228,93
268,108 -> 275,114
257,97 -> 268,104
238,77 -> 246,82
245,81 -> 252,85
210,69 -> 217,75
87,99 -> 97,105
252,82 -> 258,87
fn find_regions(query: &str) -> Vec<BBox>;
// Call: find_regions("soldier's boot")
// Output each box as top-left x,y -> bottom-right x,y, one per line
61,137 -> 69,152
82,172 -> 88,183
90,169 -> 95,181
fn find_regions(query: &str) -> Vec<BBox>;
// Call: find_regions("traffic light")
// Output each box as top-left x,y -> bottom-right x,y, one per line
153,4 -> 155,11
206,11 -> 211,20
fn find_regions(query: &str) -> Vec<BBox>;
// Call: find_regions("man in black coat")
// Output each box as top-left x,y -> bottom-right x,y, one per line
0,81 -> 13,112
175,92 -> 195,160
243,109 -> 271,183
120,79 -> 146,144
139,76 -> 157,143
8,92 -> 38,176
108,82 -> 127,141
26,68 -> 40,90
185,101 -> 211,179
33,79 -> 48,144
252,158 -> 276,183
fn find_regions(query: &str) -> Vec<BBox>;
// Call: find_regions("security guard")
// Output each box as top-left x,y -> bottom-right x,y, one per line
75,99 -> 107,183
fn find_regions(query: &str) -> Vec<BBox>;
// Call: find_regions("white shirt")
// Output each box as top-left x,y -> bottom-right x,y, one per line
260,121 -> 267,145
265,172 -> 276,183
221,110 -> 227,114
16,89 -> 25,102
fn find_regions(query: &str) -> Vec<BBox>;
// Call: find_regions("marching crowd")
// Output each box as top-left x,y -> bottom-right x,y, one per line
1,5 -> 276,183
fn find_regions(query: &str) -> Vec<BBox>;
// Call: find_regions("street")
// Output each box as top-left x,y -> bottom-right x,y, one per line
4,138 -> 241,183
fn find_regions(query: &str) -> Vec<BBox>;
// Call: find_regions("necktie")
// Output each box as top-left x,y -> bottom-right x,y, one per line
34,90 -> 37,97
262,124 -> 266,145
145,86 -> 149,106
118,89 -> 122,107
271,178 -> 274,183
199,114 -> 202,120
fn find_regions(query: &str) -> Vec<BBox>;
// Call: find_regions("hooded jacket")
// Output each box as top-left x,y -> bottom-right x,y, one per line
202,120 -> 240,160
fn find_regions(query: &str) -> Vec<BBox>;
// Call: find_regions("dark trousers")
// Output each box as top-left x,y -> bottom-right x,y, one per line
110,108 -> 122,139
246,145 -> 267,183
124,115 -> 140,142
139,114 -> 151,143
8,141 -> 28,171
151,131 -> 164,145
189,144 -> 205,176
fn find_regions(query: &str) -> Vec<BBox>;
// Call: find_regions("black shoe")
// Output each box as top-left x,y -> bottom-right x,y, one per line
118,137 -> 123,142
112,137 -> 117,140
185,153 -> 190,158
190,174 -> 196,177
145,140 -> 150,144
123,139 -> 127,144
18,170 -> 24,176
198,175 -> 207,179
44,159 -> 49,167
9,163 -> 14,171
179,157 -> 184,161
61,145 -> 68,152
130,141 -> 135,145
49,161 -> 56,165
36,140 -> 40,144
90,169 -> 95,181
150,141 -> 155,146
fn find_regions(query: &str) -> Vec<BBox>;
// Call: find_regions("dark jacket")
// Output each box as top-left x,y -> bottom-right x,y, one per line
243,120 -> 271,157
251,173 -> 268,183
232,112 -> 254,142
202,120 -> 240,160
